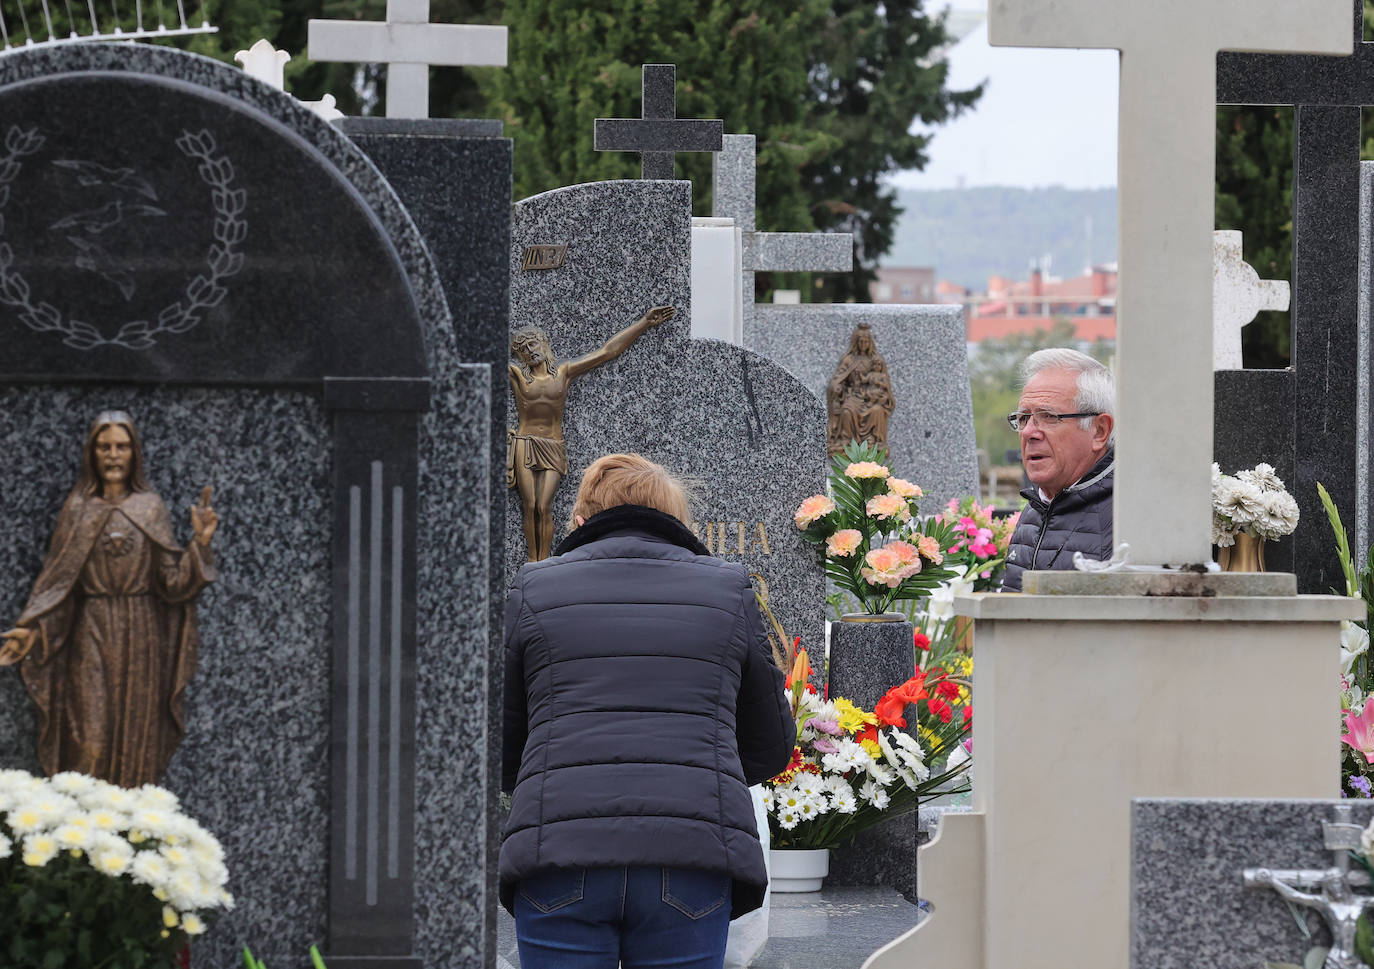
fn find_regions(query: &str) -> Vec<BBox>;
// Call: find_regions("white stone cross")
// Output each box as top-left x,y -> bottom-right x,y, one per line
711,135 -> 853,326
235,39 -> 345,123
989,0 -> 1349,569
1212,230 -> 1290,370
307,0 -> 507,119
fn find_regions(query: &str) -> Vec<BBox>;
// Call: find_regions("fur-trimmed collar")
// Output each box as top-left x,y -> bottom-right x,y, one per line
553,504 -> 710,557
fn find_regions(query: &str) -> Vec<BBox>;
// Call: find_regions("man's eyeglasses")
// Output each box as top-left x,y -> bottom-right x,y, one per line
1006,410 -> 1101,432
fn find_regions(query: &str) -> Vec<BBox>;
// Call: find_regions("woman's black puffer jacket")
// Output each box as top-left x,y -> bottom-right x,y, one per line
499,505 -> 795,920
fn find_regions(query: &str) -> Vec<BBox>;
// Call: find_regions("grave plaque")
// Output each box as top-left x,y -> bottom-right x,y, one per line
0,44 -> 494,969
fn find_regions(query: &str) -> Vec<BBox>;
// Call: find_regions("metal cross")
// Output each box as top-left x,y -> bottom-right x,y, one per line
307,0 -> 507,119
594,64 -> 723,179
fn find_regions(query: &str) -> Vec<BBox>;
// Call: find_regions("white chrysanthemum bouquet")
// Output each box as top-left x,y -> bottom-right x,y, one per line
1211,462 -> 1300,547
763,648 -> 970,850
1,769 -> 232,968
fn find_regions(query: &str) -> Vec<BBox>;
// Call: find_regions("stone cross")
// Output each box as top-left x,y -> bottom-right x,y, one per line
1212,229 -> 1290,370
989,0 -> 1350,569
307,0 -> 507,119
1217,0 -> 1374,591
711,134 -> 853,326
235,39 -> 344,122
594,64 -> 723,179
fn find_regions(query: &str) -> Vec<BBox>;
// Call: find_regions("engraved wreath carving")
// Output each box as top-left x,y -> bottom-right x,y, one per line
0,125 -> 248,350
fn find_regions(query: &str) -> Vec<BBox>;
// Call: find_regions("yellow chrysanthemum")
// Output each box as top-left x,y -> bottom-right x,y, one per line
860,739 -> 882,758
834,698 -> 877,733
162,906 -> 180,929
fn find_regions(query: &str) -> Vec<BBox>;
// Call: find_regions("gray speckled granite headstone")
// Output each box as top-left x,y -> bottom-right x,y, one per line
748,303 -> 978,508
1132,798 -> 1374,969
1216,2 -> 1370,593
0,44 -> 493,969
506,177 -> 826,661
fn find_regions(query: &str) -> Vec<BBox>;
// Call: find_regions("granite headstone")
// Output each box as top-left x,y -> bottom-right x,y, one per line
0,44 -> 494,969
1216,0 -> 1370,592
1132,798 -> 1374,969
339,114 -> 512,957
747,303 -> 979,509
506,177 -> 827,669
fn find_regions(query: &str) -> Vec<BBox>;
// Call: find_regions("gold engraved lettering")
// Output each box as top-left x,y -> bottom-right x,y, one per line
750,522 -> 771,555
736,522 -> 747,555
520,245 -> 568,271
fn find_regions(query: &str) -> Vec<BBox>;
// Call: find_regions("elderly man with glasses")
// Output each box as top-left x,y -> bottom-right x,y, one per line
1002,348 -> 1116,592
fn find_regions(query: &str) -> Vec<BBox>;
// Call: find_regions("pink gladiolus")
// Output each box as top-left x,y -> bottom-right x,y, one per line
1343,699 -> 1374,764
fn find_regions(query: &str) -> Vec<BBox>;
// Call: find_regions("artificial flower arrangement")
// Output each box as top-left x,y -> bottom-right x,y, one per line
1,769 -> 233,969
935,496 -> 1020,593
764,645 -> 971,849
795,441 -> 962,616
1212,462 -> 1300,547
1317,484 -> 1374,800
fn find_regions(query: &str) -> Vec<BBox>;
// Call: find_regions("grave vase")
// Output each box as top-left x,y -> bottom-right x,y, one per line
825,614 -> 919,899
1219,532 -> 1266,572
769,848 -> 830,893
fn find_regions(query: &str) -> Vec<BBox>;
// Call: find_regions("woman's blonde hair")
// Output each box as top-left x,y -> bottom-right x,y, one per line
571,453 -> 692,527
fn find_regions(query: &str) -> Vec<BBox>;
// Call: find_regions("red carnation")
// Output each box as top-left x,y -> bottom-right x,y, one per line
913,631 -> 931,651
963,706 -> 973,724
928,697 -> 954,724
936,680 -> 961,700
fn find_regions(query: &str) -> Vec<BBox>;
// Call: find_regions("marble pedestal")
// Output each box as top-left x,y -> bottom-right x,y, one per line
863,576 -> 1361,969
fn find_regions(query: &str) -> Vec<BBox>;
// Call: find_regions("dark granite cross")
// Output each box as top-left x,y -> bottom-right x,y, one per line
1215,0 -> 1369,592
594,64 -> 723,179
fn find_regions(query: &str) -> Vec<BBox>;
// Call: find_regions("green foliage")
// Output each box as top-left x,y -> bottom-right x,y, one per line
242,945 -> 330,969
477,0 -> 978,290
1214,104 -> 1294,368
3,851 -> 182,969
790,0 -> 983,303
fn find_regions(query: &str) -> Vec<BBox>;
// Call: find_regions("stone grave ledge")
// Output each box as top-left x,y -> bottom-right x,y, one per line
957,574 -> 1363,623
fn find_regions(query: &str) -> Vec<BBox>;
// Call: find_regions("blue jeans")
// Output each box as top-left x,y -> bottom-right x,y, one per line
514,866 -> 732,969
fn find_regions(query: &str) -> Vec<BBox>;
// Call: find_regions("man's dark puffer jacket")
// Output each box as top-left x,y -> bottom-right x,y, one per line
1003,449 -> 1114,592
499,504 -> 795,920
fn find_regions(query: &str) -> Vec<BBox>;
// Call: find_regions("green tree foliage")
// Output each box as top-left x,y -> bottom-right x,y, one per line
792,0 -> 983,304
1214,104 -> 1293,368
19,0 -> 976,297
475,0 -> 838,232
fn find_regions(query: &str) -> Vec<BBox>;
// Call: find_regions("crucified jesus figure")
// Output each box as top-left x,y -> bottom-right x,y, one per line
508,305 -> 675,562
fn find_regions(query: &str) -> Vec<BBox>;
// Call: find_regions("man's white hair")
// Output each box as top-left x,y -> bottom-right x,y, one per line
1020,348 -> 1115,440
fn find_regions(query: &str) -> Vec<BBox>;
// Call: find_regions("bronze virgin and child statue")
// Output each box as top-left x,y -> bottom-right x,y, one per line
827,322 -> 896,457
509,305 -> 674,561
0,412 -> 218,788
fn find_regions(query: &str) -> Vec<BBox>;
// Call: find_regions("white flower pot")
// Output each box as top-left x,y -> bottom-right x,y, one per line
769,848 -> 830,893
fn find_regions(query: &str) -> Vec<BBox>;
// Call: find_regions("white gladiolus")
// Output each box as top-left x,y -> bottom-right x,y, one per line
1342,622 -> 1371,677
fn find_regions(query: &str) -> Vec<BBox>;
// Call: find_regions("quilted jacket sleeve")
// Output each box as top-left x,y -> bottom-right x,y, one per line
735,587 -> 796,786
501,577 -> 529,795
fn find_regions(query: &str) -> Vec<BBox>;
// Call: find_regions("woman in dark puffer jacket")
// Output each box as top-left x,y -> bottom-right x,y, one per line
501,453 -> 795,969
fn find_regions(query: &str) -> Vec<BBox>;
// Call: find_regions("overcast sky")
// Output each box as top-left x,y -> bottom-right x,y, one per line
889,1 -> 1120,191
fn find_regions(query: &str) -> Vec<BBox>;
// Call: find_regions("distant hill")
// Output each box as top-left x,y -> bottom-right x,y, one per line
882,186 -> 1118,289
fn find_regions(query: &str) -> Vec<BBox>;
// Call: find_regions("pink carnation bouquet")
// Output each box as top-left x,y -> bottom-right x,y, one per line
793,441 -> 961,616
936,496 -> 1020,592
